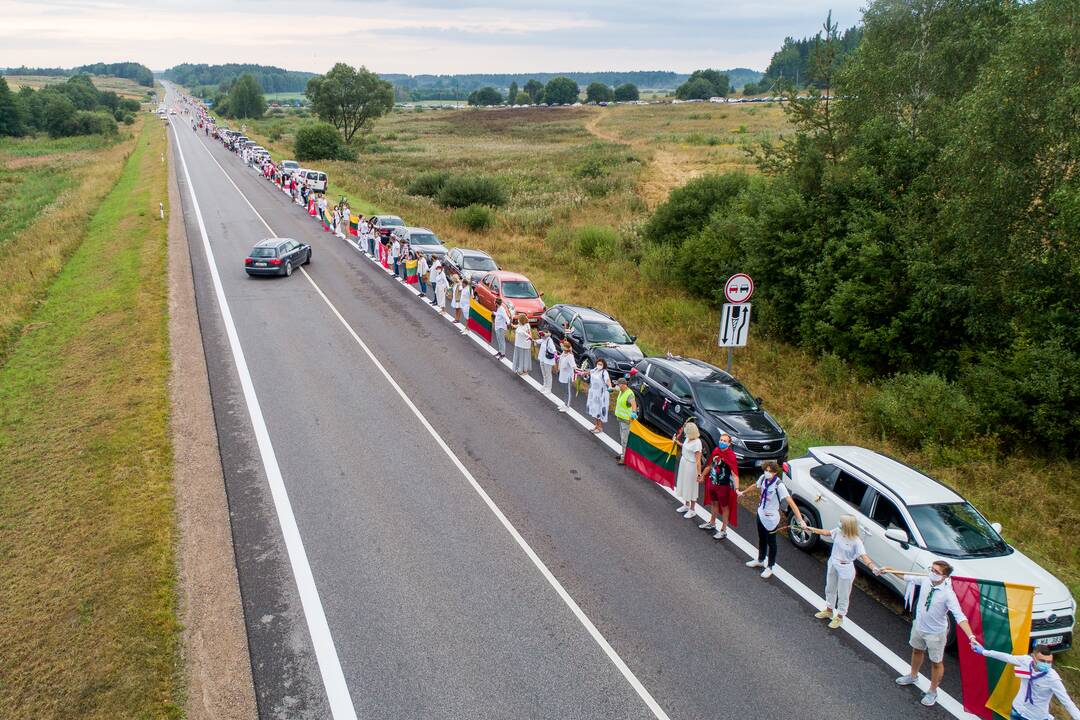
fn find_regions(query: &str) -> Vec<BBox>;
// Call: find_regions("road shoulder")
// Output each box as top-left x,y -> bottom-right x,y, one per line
168,133 -> 258,720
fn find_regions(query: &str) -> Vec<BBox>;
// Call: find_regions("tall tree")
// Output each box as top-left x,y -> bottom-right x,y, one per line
0,78 -> 25,136
585,82 -> 614,103
542,76 -> 579,105
306,63 -> 394,143
675,69 -> 730,99
227,74 -> 267,119
507,81 -> 519,104
467,86 -> 503,106
613,83 -> 640,101
523,79 -> 544,103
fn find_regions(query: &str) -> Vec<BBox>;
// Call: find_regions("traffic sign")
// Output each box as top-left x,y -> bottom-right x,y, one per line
724,273 -> 754,303
718,303 -> 751,348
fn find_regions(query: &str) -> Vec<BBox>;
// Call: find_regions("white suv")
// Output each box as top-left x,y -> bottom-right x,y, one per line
784,446 -> 1075,651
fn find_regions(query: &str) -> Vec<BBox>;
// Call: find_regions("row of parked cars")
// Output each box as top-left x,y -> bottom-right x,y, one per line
358,214 -> 1074,652
217,129 -> 329,192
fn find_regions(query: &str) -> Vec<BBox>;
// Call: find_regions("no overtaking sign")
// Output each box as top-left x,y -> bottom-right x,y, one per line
724,273 -> 754,304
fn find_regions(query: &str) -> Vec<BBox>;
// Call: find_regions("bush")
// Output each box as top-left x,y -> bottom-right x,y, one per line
268,127 -> 283,141
70,110 -> 117,136
452,204 -> 494,231
122,114 -> 135,125
864,373 -> 981,448
573,225 -> 619,259
644,173 -> 751,246
573,157 -> 607,179
637,242 -> 679,287
436,175 -> 507,208
294,122 -> 351,161
407,170 -> 450,197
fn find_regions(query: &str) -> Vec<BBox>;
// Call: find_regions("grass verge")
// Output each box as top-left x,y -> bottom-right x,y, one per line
0,119 -> 181,718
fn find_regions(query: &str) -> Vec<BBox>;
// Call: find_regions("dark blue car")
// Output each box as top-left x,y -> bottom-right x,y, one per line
244,238 -> 311,277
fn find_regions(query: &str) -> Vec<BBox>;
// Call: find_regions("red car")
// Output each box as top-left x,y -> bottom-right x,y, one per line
472,271 -> 545,324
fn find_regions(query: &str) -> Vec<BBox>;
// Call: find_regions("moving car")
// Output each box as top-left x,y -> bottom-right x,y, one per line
472,271 -> 545,324
629,355 -> 786,465
444,248 -> 498,283
244,238 -> 311,277
539,305 -> 642,377
402,227 -> 447,261
784,446 -> 1076,652
371,215 -> 406,238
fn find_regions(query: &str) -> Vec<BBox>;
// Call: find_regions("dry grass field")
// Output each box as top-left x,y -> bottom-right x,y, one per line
3,74 -> 152,99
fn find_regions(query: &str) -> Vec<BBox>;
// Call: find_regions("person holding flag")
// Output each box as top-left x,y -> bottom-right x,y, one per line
969,641 -> 1080,720
613,376 -> 637,464
672,422 -> 702,518
457,277 -> 472,334
492,298 -> 511,359
416,253 -> 429,299
886,560 -> 979,707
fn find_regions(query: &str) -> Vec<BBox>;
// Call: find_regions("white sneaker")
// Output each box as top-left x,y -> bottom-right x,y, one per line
760,568 -> 774,579
557,406 -> 567,413
698,521 -> 714,529
745,559 -> 762,568
895,675 -> 918,686
713,530 -> 727,540
677,505 -> 689,514
920,692 -> 937,707
683,510 -> 697,519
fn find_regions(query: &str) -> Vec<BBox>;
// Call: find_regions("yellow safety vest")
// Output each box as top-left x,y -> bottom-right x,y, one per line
615,388 -> 635,421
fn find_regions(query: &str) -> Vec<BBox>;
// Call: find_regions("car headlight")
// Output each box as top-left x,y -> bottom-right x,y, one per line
729,435 -> 747,449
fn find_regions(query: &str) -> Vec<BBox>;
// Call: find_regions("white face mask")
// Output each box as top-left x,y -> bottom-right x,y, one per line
929,571 -> 944,583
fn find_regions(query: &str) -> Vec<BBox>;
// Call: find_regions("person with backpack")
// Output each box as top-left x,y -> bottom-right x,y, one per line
556,340 -> 576,411
739,460 -> 807,578
697,433 -> 739,539
537,330 -> 558,392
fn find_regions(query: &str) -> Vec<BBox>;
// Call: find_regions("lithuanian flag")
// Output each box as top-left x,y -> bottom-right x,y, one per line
320,209 -> 331,231
467,298 -> 493,341
954,577 -> 1036,719
625,420 -> 677,488
404,258 -> 418,284
349,215 -> 359,236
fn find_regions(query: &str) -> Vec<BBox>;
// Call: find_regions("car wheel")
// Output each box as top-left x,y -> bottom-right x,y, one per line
284,260 -> 293,277
787,501 -> 820,551
304,249 -> 312,266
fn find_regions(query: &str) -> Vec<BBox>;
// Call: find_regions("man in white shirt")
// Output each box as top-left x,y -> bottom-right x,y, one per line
891,560 -> 979,707
970,641 -> 1080,720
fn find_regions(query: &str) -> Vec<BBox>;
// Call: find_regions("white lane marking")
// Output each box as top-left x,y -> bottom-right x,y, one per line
169,119 -> 358,720
200,129 -> 976,720
192,133 -> 673,720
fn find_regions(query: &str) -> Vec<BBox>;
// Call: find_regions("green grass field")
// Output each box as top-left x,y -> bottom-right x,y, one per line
3,74 -> 152,99
0,120 -> 181,719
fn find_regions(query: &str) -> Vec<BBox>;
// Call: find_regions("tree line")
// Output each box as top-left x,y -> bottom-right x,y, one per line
743,24 -> 863,94
0,75 -> 140,137
465,77 -> 642,106
162,64 -> 315,93
3,62 -> 155,87
642,0 -> 1078,456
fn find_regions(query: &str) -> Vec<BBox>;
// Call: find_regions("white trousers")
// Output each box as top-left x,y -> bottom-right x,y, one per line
825,561 -> 855,616
540,362 -> 553,392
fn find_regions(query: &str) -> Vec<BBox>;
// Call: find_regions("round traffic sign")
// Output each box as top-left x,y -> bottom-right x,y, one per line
724,273 -> 754,303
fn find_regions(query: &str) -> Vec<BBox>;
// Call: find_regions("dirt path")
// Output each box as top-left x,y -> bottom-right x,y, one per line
584,109 -> 702,209
167,135 -> 258,720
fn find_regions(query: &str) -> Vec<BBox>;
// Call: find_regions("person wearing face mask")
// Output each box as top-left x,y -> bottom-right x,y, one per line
887,560 -> 978,707
738,460 -> 805,578
698,433 -> 739,539
969,641 -> 1079,720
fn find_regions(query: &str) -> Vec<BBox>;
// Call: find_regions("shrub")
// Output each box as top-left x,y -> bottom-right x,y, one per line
122,114 -> 135,125
294,122 -> 350,161
864,373 -> 981,448
452,204 -> 494,231
573,225 -> 619,259
637,242 -> 679,287
407,170 -> 450,197
573,157 -> 607,179
268,128 -> 283,141
71,110 -> 117,136
437,175 -> 507,208
645,173 -> 751,246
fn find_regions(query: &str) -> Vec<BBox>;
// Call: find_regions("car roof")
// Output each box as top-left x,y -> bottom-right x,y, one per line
375,215 -> 403,222
648,356 -> 728,382
487,270 -> 530,282
453,248 -> 493,258
552,304 -> 616,323
405,227 -> 436,234
254,237 -> 294,247
808,446 -> 964,505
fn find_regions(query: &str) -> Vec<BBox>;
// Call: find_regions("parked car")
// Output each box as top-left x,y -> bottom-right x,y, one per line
444,248 -> 498,283
628,355 -> 787,465
372,215 -> 406,239
539,305 -> 643,377
280,160 -> 301,175
297,169 -> 327,193
472,271 -> 545,324
784,446 -> 1075,652
244,238 -> 311,277
402,227 -> 447,261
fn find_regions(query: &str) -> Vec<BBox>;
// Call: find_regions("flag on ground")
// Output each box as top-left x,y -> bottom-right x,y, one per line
625,420 -> 677,488
404,258 -> 418,284
954,577 -> 1036,719
467,298 -> 493,341
349,215 -> 359,236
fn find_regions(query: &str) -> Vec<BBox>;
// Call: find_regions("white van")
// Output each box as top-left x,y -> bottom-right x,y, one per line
300,169 -> 328,193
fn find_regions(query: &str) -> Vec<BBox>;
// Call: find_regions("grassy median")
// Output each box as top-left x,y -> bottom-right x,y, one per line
0,120 -> 181,718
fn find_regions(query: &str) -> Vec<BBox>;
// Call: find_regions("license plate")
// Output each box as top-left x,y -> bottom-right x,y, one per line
1040,635 -> 1064,646
255,262 -> 267,267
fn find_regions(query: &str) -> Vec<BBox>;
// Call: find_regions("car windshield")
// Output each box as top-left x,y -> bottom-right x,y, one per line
251,247 -> 276,258
583,321 -> 631,344
502,280 -> 538,299
381,217 -> 404,227
464,256 -> 497,271
693,380 -> 759,412
410,233 -> 440,246
907,503 -> 1010,557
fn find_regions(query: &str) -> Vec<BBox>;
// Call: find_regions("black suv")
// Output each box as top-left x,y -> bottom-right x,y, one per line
631,356 -> 786,469
539,305 -> 644,377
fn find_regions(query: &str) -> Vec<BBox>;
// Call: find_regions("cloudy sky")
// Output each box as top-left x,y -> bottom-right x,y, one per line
1,0 -> 865,74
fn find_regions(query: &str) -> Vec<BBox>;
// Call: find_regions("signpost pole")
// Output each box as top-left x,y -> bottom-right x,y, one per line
727,347 -> 733,373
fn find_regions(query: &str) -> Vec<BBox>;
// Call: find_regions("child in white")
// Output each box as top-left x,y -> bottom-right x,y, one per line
805,515 -> 880,628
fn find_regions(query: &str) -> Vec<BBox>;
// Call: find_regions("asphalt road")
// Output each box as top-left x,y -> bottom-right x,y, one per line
165,86 -> 968,720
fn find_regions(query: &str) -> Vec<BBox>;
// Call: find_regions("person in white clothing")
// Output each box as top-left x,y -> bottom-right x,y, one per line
416,254 -> 429,299
432,262 -> 448,314
390,237 -> 402,277
584,359 -> 612,432
804,515 -> 881,628
738,460 -> 806,579
556,340 -> 575,411
886,560 -> 978,707
673,422 -> 702,518
492,298 -> 511,358
457,279 -> 472,334
536,330 -> 557,391
970,640 -> 1080,720
511,315 -> 535,375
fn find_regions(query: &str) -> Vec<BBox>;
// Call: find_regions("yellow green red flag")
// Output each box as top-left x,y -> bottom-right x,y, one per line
624,419 -> 677,488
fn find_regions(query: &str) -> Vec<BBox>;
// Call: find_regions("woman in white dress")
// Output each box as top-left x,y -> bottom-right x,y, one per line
450,276 -> 464,323
457,278 -> 472,334
556,340 -> 576,411
674,422 -> 703,518
585,358 -> 613,433
433,262 -> 449,315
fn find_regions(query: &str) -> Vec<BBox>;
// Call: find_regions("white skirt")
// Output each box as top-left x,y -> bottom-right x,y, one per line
675,459 -> 699,504
586,383 -> 609,422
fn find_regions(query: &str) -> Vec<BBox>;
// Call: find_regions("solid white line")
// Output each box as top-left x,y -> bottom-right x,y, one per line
191,131 -> 673,720
169,118 -> 358,720
199,126 -> 976,720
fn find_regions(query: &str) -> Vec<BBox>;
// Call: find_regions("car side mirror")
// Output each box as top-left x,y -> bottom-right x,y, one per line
568,330 -> 581,340
629,335 -> 637,342
539,291 -> 545,297
990,521 -> 1002,534
755,396 -> 764,406
884,528 -> 909,547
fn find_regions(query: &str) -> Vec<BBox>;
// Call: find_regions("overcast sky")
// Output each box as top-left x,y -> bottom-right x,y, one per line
1,0 -> 865,74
